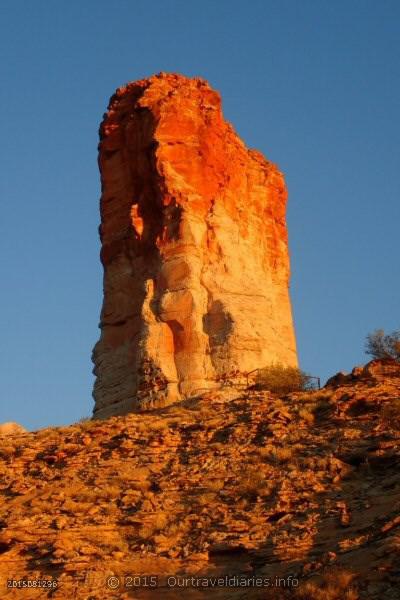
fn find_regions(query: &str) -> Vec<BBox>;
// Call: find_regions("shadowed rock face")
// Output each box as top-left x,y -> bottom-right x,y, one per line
92,73 -> 297,418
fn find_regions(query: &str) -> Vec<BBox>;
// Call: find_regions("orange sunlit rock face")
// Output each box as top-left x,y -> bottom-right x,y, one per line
92,73 -> 297,418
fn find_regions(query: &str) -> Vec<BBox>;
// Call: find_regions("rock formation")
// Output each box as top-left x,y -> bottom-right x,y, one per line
92,73 -> 297,418
325,358 -> 400,387
0,422 -> 26,436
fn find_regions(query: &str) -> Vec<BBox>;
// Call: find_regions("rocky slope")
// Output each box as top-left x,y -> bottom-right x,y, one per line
1,360 -> 400,598
92,72 -> 297,419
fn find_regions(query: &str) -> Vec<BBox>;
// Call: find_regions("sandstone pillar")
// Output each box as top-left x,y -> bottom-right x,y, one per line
92,73 -> 297,418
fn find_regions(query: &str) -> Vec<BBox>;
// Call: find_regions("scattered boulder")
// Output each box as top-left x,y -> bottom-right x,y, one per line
325,359 -> 400,388
361,358 -> 400,381
0,421 -> 26,436
325,371 -> 352,388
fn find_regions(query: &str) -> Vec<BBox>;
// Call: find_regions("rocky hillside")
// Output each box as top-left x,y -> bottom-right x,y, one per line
1,359 -> 400,599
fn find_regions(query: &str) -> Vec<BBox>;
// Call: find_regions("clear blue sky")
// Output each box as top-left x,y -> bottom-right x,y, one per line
1,1 -> 399,431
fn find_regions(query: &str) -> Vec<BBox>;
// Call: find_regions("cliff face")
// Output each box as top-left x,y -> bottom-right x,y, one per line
92,73 -> 297,418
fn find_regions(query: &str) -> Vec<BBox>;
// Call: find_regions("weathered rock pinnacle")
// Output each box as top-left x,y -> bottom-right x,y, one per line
92,72 -> 297,418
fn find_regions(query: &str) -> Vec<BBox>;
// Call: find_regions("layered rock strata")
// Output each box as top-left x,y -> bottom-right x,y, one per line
92,73 -> 297,418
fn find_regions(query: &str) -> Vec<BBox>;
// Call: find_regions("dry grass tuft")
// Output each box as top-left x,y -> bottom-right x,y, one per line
298,407 -> 315,425
294,569 -> 358,600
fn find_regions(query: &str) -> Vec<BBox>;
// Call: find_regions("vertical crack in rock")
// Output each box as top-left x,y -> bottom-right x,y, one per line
92,73 -> 298,418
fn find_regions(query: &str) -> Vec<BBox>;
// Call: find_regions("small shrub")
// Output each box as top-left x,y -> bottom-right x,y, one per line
235,468 -> 268,499
298,407 -> 314,425
294,569 -> 358,600
365,328 -> 400,361
298,391 -> 330,404
253,364 -> 312,395
77,417 -> 93,430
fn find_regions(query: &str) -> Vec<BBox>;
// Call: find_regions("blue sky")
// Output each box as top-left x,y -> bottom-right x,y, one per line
1,1 -> 399,430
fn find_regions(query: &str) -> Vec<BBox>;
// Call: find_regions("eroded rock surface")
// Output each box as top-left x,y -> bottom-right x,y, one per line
1,361 -> 400,599
92,73 -> 297,418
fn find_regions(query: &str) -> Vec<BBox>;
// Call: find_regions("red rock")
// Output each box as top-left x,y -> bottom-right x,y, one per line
361,358 -> 400,381
326,359 -> 400,388
92,73 -> 297,418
